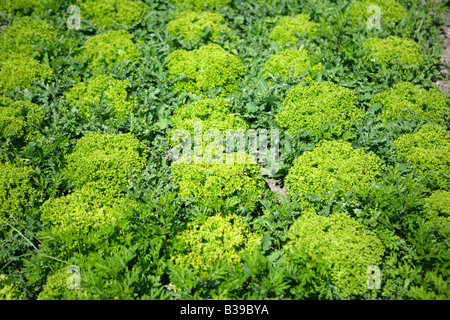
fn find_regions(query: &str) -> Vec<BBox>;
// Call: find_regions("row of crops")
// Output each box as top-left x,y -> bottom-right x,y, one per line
0,0 -> 449,300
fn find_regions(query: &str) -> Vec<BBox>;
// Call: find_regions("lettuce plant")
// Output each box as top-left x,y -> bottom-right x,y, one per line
0,17 -> 57,57
423,190 -> 450,220
166,11 -> 231,45
0,96 -> 45,148
284,140 -> 383,210
264,49 -> 322,80
394,125 -> 450,187
171,214 -> 261,275
77,0 -> 150,27
348,0 -> 408,23
65,74 -> 133,120
370,82 -> 449,125
41,132 -> 148,244
40,184 -> 124,243
363,36 -> 424,66
269,14 -> 319,46
171,152 -> 264,207
166,44 -> 246,95
169,97 -> 248,147
169,0 -> 232,10
62,132 -> 148,190
0,0 -> 38,15
0,0 -> 63,15
0,275 -> 24,300
37,269 -> 90,300
0,54 -> 53,93
275,81 -> 365,135
284,212 -> 385,298
79,30 -> 141,72
0,161 -> 42,220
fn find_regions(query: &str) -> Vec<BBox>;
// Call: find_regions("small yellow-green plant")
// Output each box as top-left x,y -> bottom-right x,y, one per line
363,36 -> 424,66
166,44 -> 246,95
0,275 -> 24,300
0,0 -> 63,15
348,0 -> 408,23
40,184 -> 124,242
169,0 -> 232,10
423,190 -> 450,220
37,270 -> 90,300
169,97 -> 248,147
41,132 -> 148,244
284,212 -> 385,298
0,161 -> 42,220
394,125 -> 450,187
166,11 -> 231,45
77,0 -> 150,27
0,96 -> 45,147
285,140 -> 383,210
62,132 -> 148,190
171,214 -> 261,275
269,14 -> 319,46
264,49 -> 322,80
65,74 -> 133,120
370,82 -> 449,125
0,17 -> 57,57
0,54 -> 53,93
275,81 -> 365,135
79,30 -> 141,71
172,152 -> 264,207
0,0 -> 38,15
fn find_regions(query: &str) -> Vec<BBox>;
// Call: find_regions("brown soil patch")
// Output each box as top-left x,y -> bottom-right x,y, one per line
437,6 -> 450,95
265,178 -> 287,201
0,18 -> 7,33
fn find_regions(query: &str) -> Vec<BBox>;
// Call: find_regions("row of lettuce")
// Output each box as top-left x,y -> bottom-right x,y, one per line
1,0 -> 449,299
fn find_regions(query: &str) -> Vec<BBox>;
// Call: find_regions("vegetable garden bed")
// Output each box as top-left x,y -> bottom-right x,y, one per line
0,0 -> 449,300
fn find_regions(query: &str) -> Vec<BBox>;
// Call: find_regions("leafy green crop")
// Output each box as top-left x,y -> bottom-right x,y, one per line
0,0 -> 448,302
394,124 -> 450,188
78,30 -> 141,72
77,0 -> 150,27
37,269 -> 90,300
169,0 -> 232,10
285,212 -> 385,298
171,214 -> 261,276
0,17 -> 57,57
40,184 -> 124,244
269,14 -> 319,46
169,97 -> 248,147
363,36 -> 424,66
348,0 -> 408,23
166,11 -> 231,45
41,132 -> 148,247
0,96 -> 45,148
0,161 -> 42,220
62,132 -> 148,190
0,0 -> 38,15
172,152 -> 264,208
0,0 -> 63,15
370,82 -> 449,125
166,44 -> 246,95
65,74 -> 134,120
0,54 -> 53,93
264,49 -> 322,80
285,140 -> 383,211
423,190 -> 450,219
0,274 -> 24,300
275,81 -> 365,136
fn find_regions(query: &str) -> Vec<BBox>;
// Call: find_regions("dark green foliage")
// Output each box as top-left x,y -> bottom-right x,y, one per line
0,0 -> 449,301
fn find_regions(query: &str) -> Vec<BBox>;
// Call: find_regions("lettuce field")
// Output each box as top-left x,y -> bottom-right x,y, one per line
0,0 -> 449,301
